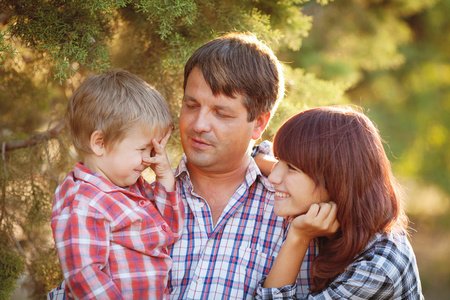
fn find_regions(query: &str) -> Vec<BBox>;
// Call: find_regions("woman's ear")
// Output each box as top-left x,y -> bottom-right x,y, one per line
252,111 -> 271,140
90,130 -> 105,156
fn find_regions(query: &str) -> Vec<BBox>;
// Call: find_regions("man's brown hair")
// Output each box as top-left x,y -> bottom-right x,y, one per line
183,32 -> 284,121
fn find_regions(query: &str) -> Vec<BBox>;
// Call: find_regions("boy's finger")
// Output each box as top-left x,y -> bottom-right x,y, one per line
142,156 -> 152,165
151,138 -> 165,154
160,127 -> 173,148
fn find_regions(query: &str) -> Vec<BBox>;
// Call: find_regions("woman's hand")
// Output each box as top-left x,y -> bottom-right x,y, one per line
263,202 -> 339,288
286,202 -> 340,243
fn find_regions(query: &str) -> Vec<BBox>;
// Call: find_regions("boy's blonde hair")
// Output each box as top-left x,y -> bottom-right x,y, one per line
66,69 -> 172,156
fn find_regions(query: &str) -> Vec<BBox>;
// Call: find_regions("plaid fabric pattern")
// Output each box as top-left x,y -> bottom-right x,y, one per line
50,162 -> 183,299
168,156 -> 315,299
255,232 -> 424,300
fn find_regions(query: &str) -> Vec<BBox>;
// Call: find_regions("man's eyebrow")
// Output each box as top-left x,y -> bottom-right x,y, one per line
183,94 -> 236,113
214,104 -> 233,112
183,94 -> 197,102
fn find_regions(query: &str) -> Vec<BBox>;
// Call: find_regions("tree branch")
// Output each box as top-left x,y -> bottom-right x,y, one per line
3,121 -> 66,152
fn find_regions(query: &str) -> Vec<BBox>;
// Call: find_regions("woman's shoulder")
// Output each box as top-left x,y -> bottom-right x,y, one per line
349,232 -> 422,299
355,232 -> 415,269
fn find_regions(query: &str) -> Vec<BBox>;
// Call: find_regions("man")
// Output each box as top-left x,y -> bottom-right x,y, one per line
47,32 -> 315,300
168,32 -> 315,299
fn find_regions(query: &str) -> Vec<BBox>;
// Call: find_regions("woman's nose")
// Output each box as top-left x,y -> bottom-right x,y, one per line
268,165 -> 282,185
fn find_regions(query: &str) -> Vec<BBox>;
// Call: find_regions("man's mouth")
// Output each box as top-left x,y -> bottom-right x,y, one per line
189,136 -> 213,148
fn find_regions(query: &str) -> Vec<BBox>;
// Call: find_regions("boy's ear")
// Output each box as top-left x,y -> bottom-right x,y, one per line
90,130 -> 105,156
252,111 -> 271,140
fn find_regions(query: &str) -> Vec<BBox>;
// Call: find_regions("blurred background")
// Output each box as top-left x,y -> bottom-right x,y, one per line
1,0 -> 448,299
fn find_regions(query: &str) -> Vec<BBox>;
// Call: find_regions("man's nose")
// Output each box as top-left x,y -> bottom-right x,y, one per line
192,110 -> 212,133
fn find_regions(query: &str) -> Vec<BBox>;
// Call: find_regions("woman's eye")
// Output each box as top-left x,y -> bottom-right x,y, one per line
287,164 -> 297,171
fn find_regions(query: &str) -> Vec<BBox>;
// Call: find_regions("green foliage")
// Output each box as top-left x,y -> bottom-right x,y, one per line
134,0 -> 197,39
1,0 -> 448,297
0,242 -> 25,300
0,31 -> 16,66
264,66 -> 348,139
27,245 -> 64,299
0,0 -> 126,81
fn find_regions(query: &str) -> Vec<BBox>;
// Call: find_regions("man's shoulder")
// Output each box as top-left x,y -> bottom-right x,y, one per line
247,158 -> 275,194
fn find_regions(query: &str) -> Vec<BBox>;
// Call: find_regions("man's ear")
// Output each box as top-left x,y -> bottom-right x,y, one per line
252,111 -> 271,140
90,130 -> 105,156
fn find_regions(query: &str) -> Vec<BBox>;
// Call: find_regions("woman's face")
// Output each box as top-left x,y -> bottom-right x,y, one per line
268,160 -> 330,218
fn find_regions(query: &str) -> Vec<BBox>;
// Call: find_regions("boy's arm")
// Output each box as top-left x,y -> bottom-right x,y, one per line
151,181 -> 184,240
263,203 -> 339,288
52,203 -> 123,299
144,129 -> 184,239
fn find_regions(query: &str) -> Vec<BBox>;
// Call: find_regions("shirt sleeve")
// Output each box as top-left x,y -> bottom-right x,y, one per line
255,277 -> 297,299
255,249 -> 397,300
51,198 -> 123,299
151,181 -> 185,240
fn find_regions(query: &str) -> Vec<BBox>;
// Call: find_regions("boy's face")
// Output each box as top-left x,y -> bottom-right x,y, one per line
98,126 -> 164,187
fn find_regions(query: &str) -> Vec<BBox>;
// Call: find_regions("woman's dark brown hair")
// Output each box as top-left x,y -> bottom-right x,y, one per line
273,106 -> 408,291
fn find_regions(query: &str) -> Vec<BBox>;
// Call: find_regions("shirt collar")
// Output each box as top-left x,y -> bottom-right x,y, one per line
74,162 -> 140,193
174,155 -> 274,193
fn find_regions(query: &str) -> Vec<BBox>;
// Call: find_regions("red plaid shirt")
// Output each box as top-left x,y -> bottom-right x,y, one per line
51,162 -> 184,299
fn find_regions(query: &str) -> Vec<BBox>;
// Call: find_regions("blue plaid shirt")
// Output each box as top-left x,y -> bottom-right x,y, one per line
255,232 -> 424,300
168,155 -> 315,299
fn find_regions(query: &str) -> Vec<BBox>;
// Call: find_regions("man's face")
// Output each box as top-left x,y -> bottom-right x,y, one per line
179,67 -> 262,173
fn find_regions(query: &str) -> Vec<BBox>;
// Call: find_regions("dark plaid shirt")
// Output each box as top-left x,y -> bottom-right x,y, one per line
256,232 -> 424,300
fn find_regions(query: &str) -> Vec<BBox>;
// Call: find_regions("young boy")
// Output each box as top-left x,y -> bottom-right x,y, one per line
51,69 -> 183,299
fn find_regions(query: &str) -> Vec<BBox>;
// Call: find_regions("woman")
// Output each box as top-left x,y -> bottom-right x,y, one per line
255,106 -> 423,299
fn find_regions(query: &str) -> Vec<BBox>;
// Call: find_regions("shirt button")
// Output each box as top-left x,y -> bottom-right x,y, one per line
197,278 -> 204,284
139,200 -> 146,207
198,201 -> 204,208
161,225 -> 168,232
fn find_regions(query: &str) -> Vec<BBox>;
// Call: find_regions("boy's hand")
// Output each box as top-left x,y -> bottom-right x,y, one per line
142,129 -> 175,192
286,202 -> 340,243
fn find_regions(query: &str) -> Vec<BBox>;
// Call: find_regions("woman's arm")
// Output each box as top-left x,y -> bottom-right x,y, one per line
254,153 -> 278,177
264,203 -> 339,288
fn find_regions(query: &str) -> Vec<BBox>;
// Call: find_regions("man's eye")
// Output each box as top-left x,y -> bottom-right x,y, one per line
216,110 -> 232,118
184,102 -> 197,109
216,112 -> 228,118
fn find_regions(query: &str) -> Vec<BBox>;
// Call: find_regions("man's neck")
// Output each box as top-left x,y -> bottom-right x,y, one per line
186,156 -> 251,224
